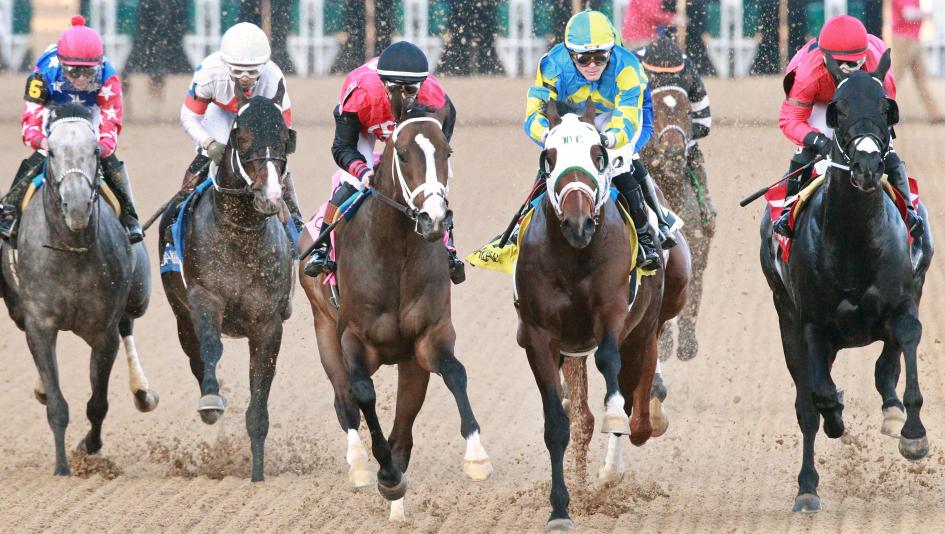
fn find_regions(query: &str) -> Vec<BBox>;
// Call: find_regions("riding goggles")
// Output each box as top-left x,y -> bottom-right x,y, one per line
227,64 -> 264,79
571,50 -> 611,67
385,81 -> 422,95
63,65 -> 100,80
835,57 -> 866,73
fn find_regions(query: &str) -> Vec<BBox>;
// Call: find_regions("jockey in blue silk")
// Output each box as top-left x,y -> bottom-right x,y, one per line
523,9 -> 676,270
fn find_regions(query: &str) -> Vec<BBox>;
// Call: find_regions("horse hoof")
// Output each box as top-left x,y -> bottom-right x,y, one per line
377,474 -> 407,501
463,458 -> 494,481
53,465 -> 71,477
349,466 -> 374,489
546,518 -> 574,531
77,437 -> 102,455
649,397 -> 670,438
601,413 -> 630,435
881,406 -> 906,438
899,435 -> 929,461
597,465 -> 625,485
792,493 -> 821,513
197,394 -> 226,425
34,390 -> 47,405
133,389 -> 160,413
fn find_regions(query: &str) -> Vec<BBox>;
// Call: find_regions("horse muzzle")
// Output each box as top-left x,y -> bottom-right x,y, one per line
416,205 -> 452,242
560,214 -> 597,249
61,199 -> 93,232
252,189 -> 282,216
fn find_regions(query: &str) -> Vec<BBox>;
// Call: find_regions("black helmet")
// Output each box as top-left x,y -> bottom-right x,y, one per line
377,41 -> 428,84
640,34 -> 685,72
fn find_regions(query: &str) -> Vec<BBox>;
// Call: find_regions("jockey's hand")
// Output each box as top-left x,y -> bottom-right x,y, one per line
600,131 -> 617,149
803,132 -> 831,157
203,138 -> 226,163
359,168 -> 374,188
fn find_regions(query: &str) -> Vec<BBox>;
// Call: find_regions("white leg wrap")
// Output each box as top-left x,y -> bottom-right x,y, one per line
655,358 -> 663,378
606,392 -> 626,415
389,497 -> 406,522
346,429 -> 372,488
598,434 -> 625,483
124,335 -> 149,393
462,431 -> 493,481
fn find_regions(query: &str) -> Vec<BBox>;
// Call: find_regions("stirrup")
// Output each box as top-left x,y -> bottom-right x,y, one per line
448,251 -> 466,285
303,245 -> 335,278
658,224 -> 677,250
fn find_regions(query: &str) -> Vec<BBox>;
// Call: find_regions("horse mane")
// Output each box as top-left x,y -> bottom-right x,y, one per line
47,103 -> 93,128
402,103 -> 437,121
545,100 -> 580,117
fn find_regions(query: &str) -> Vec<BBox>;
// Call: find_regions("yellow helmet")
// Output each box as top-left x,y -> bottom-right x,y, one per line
564,10 -> 619,53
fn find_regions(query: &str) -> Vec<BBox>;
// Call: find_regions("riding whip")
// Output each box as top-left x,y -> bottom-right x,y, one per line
738,156 -> 823,207
142,158 -> 214,231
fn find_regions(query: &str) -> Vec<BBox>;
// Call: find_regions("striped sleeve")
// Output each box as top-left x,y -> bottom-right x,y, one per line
524,55 -> 559,146
686,62 -> 711,140
604,63 -> 645,149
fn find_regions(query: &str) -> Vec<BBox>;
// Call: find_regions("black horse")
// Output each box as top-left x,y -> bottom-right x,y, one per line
159,89 -> 296,482
1,104 -> 157,475
760,50 -> 934,513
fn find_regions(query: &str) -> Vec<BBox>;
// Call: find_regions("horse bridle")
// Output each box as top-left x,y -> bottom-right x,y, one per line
213,103 -> 289,196
650,86 -> 690,147
827,116 -> 890,175
43,116 -> 101,252
542,118 -> 610,219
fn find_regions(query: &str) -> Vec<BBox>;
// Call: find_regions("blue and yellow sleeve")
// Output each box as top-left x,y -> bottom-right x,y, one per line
524,55 -> 559,147
634,85 -> 654,154
603,63 -> 646,150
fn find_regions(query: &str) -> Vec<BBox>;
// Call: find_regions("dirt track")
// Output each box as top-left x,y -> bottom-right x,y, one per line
0,73 -> 944,533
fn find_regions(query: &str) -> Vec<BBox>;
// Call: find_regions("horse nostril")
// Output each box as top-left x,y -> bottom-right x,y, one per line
443,209 -> 454,229
582,218 -> 595,236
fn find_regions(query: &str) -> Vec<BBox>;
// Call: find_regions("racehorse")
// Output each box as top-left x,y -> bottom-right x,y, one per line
759,50 -> 934,513
641,83 -> 713,361
0,103 -> 157,475
159,89 -> 296,482
516,100 -> 684,530
298,102 -> 492,522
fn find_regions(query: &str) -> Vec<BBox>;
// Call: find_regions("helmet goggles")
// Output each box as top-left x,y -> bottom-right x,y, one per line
227,63 -> 263,80
384,80 -> 421,95
571,50 -> 611,67
63,64 -> 100,80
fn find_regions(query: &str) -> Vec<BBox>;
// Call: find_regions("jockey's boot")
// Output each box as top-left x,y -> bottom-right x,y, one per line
446,229 -> 465,284
101,155 -> 144,243
303,202 -> 338,278
627,186 -> 661,271
886,153 -> 924,239
635,161 -> 678,249
282,172 -> 305,233
772,155 -> 817,237
0,152 -> 46,241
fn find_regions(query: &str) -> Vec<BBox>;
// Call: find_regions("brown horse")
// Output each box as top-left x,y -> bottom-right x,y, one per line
516,101 -> 686,530
299,103 -> 492,522
642,84 -> 714,361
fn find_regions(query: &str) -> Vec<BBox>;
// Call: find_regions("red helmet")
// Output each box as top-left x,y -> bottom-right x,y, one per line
818,15 -> 868,62
57,15 -> 104,66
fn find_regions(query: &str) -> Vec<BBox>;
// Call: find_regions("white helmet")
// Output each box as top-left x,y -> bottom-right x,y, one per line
220,22 -> 270,68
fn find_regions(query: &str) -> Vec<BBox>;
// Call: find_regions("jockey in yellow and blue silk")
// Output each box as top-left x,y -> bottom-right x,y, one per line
524,9 -> 675,270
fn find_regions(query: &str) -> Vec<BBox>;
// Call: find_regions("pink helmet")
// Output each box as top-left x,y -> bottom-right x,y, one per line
57,15 -> 104,66
818,15 -> 868,62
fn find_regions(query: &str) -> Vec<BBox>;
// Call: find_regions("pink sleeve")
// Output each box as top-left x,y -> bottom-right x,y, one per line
21,101 -> 46,150
97,75 -> 123,157
648,0 -> 677,25
779,99 -> 816,147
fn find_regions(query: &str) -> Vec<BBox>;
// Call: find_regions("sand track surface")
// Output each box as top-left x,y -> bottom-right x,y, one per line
0,74 -> 944,533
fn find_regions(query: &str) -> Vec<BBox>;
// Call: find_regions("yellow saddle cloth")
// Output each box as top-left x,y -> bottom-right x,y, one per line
21,180 -> 121,217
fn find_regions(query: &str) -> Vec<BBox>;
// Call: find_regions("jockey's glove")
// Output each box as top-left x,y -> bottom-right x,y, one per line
600,131 -> 617,149
803,132 -> 831,157
202,137 -> 226,163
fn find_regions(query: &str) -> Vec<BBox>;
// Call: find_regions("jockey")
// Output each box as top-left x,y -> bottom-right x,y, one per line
0,15 -> 143,242
634,30 -> 714,215
773,15 -> 922,238
179,22 -> 303,230
302,41 -> 463,283
524,9 -> 667,270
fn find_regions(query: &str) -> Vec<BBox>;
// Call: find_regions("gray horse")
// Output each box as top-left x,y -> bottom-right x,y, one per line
0,104 -> 157,476
159,92 -> 295,482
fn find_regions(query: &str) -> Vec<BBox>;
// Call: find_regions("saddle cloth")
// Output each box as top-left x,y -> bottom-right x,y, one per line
22,171 -> 121,217
160,178 -> 300,275
765,173 -> 920,262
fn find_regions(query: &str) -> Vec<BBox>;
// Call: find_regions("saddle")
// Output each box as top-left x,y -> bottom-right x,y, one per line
765,172 -> 920,262
160,178 -> 301,276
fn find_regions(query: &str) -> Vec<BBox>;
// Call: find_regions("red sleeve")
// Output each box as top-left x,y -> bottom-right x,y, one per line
21,101 -> 47,150
418,76 -> 447,109
282,108 -> 292,128
884,72 -> 897,101
779,99 -> 816,147
648,0 -> 676,25
97,74 -> 123,156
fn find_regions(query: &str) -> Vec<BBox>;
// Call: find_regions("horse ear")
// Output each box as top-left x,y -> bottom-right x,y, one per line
886,98 -> 900,126
823,52 -> 845,85
285,128 -> 297,154
582,97 -> 595,125
826,102 -> 839,129
545,99 -> 561,128
873,48 -> 892,84
272,79 -> 286,107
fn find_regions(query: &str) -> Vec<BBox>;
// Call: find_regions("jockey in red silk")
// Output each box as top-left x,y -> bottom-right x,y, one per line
773,15 -> 922,239
178,22 -> 303,230
303,41 -> 463,284
0,15 -> 143,242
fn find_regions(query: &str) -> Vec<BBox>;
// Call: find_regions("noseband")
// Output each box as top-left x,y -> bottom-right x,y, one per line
543,117 -> 610,220
214,102 -> 288,196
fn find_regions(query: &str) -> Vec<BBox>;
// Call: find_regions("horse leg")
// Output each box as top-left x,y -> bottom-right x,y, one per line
25,323 -> 69,475
891,305 -> 928,460
624,332 -> 657,446
343,334 -> 404,501
561,356 -> 592,483
119,315 -> 159,413
77,328 -> 120,455
649,358 -> 669,438
596,332 -> 630,436
246,322 -> 282,482
875,341 -> 905,437
678,236 -> 708,362
524,333 -> 572,530
188,287 -> 226,424
803,324 -> 843,439
385,359 -> 430,522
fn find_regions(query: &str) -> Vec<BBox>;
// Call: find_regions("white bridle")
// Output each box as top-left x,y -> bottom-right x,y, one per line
390,117 -> 449,206
544,114 -> 610,217
47,116 -> 98,188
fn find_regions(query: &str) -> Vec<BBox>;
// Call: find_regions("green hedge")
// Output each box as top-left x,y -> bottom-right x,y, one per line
706,0 -> 761,38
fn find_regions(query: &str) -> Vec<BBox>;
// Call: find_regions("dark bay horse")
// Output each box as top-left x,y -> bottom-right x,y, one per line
516,101 -> 684,530
642,84 -> 713,361
298,103 -> 491,522
0,104 -> 157,475
160,90 -> 296,482
759,51 -> 934,513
